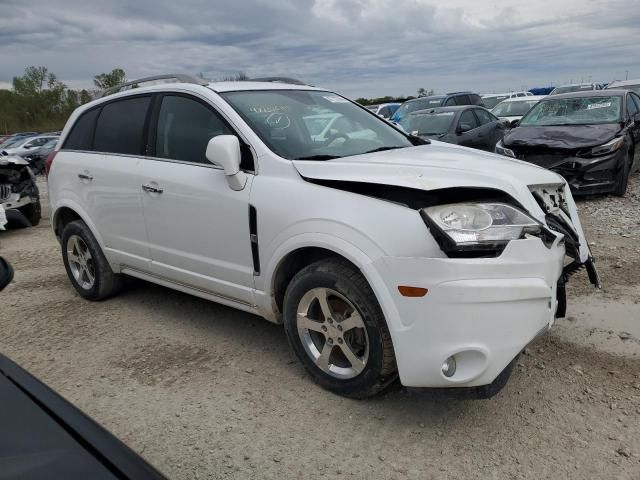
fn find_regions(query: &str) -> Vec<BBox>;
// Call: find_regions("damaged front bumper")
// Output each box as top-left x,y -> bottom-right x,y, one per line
367,182 -> 598,391
520,150 -> 624,195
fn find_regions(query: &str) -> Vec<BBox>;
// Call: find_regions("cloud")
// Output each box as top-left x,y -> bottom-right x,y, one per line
0,0 -> 638,98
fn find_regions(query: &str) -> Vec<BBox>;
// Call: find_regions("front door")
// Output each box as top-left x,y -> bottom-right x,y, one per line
140,93 -> 255,305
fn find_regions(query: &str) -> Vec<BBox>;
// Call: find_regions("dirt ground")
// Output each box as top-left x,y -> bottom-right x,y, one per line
1,177 -> 639,480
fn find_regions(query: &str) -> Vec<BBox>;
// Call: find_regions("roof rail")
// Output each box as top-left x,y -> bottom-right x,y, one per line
446,91 -> 473,95
249,77 -> 309,86
101,74 -> 209,97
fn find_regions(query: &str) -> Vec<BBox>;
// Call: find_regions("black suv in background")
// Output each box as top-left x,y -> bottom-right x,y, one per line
391,92 -> 484,130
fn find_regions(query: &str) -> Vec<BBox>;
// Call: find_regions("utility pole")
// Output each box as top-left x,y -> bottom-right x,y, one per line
626,70 -> 629,80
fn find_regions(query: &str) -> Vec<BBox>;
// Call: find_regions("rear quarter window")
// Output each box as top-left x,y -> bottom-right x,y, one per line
63,108 -> 100,151
94,96 -> 151,155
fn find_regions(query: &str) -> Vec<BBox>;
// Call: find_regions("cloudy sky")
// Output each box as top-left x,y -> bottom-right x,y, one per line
1,0 -> 638,98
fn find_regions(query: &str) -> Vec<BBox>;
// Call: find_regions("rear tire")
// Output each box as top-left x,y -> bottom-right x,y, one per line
61,220 -> 123,300
283,258 -> 397,398
613,151 -> 631,197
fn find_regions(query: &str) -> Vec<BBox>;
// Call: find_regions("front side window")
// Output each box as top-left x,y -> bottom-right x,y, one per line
626,94 -> 639,119
458,110 -> 478,131
520,96 -> 622,126
94,96 -> 151,155
222,90 -> 413,160
474,109 -> 496,125
154,95 -> 232,164
454,95 -> 471,105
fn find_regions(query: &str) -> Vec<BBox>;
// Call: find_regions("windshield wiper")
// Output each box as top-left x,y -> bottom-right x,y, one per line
362,146 -> 408,154
294,154 -> 343,161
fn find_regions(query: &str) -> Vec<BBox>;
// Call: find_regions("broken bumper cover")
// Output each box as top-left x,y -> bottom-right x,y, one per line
369,237 -> 564,389
521,150 -> 624,195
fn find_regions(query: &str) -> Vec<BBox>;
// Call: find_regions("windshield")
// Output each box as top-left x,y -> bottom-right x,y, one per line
222,90 -> 413,160
549,85 -> 594,95
491,99 -> 539,117
520,96 -> 622,126
407,111 -> 455,135
482,96 -> 509,109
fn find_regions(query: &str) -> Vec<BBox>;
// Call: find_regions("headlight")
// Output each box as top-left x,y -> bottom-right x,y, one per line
495,140 -> 516,158
589,137 -> 624,156
421,202 -> 541,253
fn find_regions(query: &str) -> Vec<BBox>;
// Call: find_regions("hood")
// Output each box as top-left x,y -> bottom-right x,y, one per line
503,124 -> 621,150
0,155 -> 29,166
293,142 -> 564,218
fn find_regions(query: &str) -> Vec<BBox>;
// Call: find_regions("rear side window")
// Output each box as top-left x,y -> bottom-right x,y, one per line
63,108 -> 100,151
454,95 -> 471,105
154,95 -> 232,164
94,96 -> 151,155
470,94 -> 484,106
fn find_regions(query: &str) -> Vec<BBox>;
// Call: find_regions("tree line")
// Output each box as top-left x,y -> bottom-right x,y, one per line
0,67 -> 126,134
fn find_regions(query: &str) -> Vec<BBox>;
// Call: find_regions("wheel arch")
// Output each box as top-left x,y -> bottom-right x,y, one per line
52,202 -> 105,248
261,234 -> 400,335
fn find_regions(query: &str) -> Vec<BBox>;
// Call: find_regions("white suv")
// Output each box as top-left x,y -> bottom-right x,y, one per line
47,75 -> 599,398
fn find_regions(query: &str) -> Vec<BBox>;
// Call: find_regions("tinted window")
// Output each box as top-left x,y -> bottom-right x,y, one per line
470,94 -> 484,105
94,96 -> 151,155
64,108 -> 100,151
154,95 -> 232,164
459,110 -> 478,130
627,95 -> 639,118
475,109 -> 495,125
378,106 -> 391,118
632,93 -> 640,111
454,95 -> 471,105
444,97 -> 456,106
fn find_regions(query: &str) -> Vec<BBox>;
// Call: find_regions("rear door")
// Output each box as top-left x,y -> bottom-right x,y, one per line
140,93 -> 255,305
59,97 -> 151,271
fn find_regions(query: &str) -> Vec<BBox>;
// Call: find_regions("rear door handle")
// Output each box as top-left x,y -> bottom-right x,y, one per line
142,183 -> 163,194
77,173 -> 93,181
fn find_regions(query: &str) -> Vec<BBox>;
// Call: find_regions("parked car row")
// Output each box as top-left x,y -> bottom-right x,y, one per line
495,89 -> 640,196
0,132 -> 60,175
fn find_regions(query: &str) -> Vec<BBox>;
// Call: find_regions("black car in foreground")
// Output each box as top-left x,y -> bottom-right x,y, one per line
0,257 -> 166,479
407,106 -> 507,151
496,90 -> 640,196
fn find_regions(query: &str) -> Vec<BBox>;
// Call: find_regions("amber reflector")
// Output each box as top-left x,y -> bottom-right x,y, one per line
397,286 -> 428,297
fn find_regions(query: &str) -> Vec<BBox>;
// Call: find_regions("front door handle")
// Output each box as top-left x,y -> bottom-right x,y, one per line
78,173 -> 93,181
142,183 -> 163,194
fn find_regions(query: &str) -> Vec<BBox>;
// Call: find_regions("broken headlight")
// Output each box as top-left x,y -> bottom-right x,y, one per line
421,203 -> 541,254
589,136 -> 624,156
495,140 -> 516,158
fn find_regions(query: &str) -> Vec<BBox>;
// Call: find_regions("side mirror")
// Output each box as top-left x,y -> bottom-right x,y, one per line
510,119 -> 520,128
456,124 -> 471,134
23,144 -> 31,149
205,135 -> 247,191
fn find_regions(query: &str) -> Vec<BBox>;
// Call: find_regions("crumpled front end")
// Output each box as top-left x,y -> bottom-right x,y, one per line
0,156 -> 40,228
367,180 -> 599,391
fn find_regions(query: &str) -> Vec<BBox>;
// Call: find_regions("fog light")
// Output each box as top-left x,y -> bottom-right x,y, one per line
442,356 -> 456,378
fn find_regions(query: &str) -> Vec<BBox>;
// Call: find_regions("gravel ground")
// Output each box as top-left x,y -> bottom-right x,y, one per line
1,177 -> 639,479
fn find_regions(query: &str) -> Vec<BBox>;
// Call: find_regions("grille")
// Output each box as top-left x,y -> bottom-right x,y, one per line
0,184 -> 12,202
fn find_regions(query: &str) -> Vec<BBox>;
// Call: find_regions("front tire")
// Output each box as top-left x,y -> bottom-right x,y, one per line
61,220 -> 123,300
18,199 -> 41,226
283,258 -> 397,398
613,151 -> 631,196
